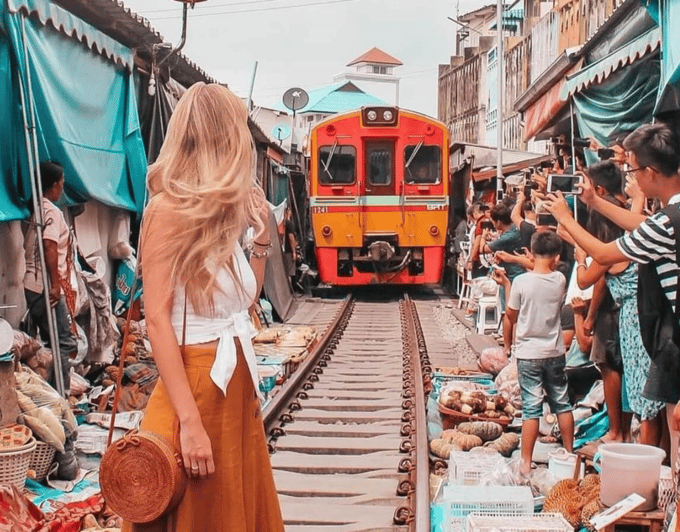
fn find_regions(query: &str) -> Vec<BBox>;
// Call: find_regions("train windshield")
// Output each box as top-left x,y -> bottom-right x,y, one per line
404,145 -> 441,184
318,145 -> 356,184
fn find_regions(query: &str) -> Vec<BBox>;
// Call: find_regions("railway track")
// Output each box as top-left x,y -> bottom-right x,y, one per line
263,293 -> 431,532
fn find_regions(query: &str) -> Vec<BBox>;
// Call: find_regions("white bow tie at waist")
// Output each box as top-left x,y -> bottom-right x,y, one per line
207,310 -> 262,398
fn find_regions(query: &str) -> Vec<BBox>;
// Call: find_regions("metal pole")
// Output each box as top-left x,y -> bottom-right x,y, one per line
570,100 -> 578,225
247,61 -> 259,114
19,16 -> 65,396
496,0 -> 504,201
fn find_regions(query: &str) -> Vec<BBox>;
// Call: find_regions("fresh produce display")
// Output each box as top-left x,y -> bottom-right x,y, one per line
543,475 -> 601,528
430,429 -> 483,458
435,366 -> 487,376
482,432 -> 519,457
438,388 -> 516,420
456,421 -> 504,442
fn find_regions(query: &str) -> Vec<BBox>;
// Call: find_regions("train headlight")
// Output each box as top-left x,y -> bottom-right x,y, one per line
367,110 -> 377,121
429,225 -> 440,236
322,225 -> 332,237
383,110 -> 393,121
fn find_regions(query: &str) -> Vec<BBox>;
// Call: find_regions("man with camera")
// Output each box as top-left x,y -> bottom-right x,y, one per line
477,202 -> 525,283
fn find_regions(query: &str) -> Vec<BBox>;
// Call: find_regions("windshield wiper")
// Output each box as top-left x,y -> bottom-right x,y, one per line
322,141 -> 338,181
404,141 -> 423,181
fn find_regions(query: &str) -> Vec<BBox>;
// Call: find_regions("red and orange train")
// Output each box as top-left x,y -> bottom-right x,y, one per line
309,106 -> 449,285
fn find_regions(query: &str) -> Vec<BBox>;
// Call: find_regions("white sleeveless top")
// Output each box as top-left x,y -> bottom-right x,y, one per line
170,244 -> 261,398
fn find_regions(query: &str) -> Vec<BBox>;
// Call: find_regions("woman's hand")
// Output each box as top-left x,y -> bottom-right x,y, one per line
571,296 -> 588,315
544,191 -> 573,224
180,417 -> 215,479
574,245 -> 587,265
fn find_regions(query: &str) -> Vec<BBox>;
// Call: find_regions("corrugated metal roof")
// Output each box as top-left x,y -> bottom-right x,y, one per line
51,0 -> 215,87
274,82 -> 385,114
347,47 -> 402,66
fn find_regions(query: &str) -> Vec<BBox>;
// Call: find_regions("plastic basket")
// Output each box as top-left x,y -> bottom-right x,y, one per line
0,437 -> 37,488
467,512 -> 571,532
658,470 -> 676,512
448,450 -> 506,486
440,485 -> 534,532
29,440 -> 56,482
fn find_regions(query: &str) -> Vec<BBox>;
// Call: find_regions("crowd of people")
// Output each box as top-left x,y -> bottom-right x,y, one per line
454,122 -> 680,475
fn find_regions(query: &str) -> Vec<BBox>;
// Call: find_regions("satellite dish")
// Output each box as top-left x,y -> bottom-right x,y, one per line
271,123 -> 291,142
282,88 -> 309,112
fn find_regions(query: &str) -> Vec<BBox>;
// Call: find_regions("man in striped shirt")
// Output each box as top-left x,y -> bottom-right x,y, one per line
544,123 -> 680,459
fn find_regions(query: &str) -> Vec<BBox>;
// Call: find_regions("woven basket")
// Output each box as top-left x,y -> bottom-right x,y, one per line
0,437 -> 37,488
29,440 -> 56,482
438,403 -> 512,430
100,430 -> 187,523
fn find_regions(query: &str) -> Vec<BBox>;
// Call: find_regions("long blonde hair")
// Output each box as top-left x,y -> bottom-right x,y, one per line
145,82 -> 265,312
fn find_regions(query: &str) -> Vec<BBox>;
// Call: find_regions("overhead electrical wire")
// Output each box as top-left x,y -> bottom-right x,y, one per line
151,0 -> 361,20
136,0 -> 283,14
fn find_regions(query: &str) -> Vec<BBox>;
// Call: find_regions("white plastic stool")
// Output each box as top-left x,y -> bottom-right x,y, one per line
475,293 -> 502,335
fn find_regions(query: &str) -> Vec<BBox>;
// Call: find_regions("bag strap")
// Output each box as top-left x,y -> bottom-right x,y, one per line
660,203 -> 680,321
106,269 -> 187,448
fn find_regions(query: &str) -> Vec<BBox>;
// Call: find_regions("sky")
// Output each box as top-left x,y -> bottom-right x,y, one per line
121,0 -> 482,118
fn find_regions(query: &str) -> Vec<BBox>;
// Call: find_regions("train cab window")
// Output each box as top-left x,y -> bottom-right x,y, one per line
404,145 -> 441,184
318,145 -> 356,184
367,145 -> 393,185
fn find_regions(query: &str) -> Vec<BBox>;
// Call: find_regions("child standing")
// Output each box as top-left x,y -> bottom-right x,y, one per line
493,230 -> 574,475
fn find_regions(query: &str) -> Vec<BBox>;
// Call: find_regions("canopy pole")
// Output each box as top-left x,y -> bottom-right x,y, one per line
19,16 -> 66,397
496,0 -> 504,202
570,99 -> 578,225
247,61 -> 258,114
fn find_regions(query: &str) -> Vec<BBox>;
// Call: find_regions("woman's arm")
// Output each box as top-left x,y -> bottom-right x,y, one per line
141,199 -> 215,479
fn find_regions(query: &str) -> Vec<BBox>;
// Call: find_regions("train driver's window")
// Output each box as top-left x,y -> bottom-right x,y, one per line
318,145 -> 356,185
404,145 -> 441,184
367,147 -> 392,185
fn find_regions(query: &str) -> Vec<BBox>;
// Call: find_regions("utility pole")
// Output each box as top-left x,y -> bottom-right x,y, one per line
496,0 -> 504,201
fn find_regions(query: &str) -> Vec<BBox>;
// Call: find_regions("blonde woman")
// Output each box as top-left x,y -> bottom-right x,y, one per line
122,83 -> 284,532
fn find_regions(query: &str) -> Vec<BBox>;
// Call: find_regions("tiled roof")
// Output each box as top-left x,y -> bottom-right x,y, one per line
347,47 -> 403,67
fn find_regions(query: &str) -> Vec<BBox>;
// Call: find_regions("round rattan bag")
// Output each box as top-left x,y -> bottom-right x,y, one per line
100,430 -> 187,523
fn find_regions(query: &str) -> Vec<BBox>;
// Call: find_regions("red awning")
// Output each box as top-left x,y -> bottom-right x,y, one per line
524,60 -> 583,141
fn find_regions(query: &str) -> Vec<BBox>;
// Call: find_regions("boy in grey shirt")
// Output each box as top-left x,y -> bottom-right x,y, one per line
493,230 -> 574,475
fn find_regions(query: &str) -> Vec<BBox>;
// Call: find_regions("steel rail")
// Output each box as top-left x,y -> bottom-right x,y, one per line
399,294 -> 430,532
262,294 -> 353,435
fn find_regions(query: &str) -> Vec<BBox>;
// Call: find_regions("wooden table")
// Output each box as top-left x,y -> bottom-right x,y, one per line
602,509 -> 666,532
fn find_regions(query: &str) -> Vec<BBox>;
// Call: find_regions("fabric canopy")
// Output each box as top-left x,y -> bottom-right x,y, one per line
573,56 -> 660,163
523,61 -> 582,141
0,0 -> 147,222
562,26 -> 661,99
655,0 -> 680,113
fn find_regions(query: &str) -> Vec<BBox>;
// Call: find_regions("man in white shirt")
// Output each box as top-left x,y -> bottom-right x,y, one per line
23,161 -> 77,391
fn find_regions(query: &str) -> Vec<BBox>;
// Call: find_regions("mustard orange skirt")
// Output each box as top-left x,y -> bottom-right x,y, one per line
121,340 -> 284,532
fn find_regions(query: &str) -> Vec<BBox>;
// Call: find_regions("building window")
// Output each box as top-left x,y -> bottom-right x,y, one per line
372,65 -> 387,74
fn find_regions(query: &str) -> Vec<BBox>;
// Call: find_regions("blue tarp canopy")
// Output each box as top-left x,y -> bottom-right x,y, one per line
654,0 -> 680,113
0,0 -> 147,222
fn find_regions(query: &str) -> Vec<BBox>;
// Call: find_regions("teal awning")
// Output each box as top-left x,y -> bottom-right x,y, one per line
655,0 -> 680,113
562,26 -> 660,99
0,0 -> 147,221
7,0 -> 133,70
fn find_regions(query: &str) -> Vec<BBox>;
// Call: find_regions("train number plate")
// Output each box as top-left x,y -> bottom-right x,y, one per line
312,206 -> 328,214
426,204 -> 446,211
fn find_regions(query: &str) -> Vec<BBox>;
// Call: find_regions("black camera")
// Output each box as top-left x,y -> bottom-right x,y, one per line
523,180 -> 539,198
539,160 -> 553,169
480,220 -> 495,231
